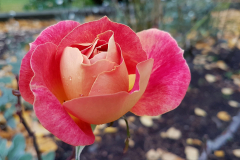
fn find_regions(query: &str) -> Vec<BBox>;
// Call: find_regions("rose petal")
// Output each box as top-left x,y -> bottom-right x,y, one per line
30,42 -> 94,146
106,34 -> 121,64
63,59 -> 153,124
89,52 -> 107,64
56,16 -> 147,74
19,20 -> 80,104
60,47 -> 118,99
89,60 -> 129,96
131,29 -> 191,116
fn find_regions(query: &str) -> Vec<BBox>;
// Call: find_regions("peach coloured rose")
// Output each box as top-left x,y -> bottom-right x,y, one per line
19,17 -> 190,146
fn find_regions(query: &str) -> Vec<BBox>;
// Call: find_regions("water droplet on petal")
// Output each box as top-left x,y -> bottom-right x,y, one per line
69,76 -> 72,81
79,94 -> 84,97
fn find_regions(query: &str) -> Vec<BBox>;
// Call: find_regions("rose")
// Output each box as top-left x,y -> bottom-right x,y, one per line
19,17 -> 190,146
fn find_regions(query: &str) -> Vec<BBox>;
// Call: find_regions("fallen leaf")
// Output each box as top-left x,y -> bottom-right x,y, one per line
160,132 -> 168,138
151,115 -> 161,119
186,138 -> 202,146
118,119 -> 126,128
31,122 -> 50,137
127,116 -> 136,123
194,108 -> 207,117
161,127 -> 182,140
214,150 -> 225,157
216,60 -> 228,70
104,127 -> 118,133
185,146 -> 199,160
97,124 -> 107,129
156,148 -> 184,160
162,152 -> 183,160
221,88 -> 234,95
95,136 -> 102,143
205,74 -> 216,83
37,136 -> 58,153
217,111 -> 231,122
146,149 -> 161,160
129,138 -> 135,148
93,127 -> 100,135
233,149 -> 240,158
140,116 -> 153,127
228,100 -> 239,108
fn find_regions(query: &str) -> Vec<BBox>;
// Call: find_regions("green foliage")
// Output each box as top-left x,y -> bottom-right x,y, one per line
41,151 -> 55,160
23,0 -> 95,11
7,134 -> 26,160
0,138 -> 8,160
0,135 -> 55,160
110,0 -> 231,46
0,87 -> 16,108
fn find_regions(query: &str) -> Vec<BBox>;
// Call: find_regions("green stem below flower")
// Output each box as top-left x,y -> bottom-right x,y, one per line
75,124 -> 96,160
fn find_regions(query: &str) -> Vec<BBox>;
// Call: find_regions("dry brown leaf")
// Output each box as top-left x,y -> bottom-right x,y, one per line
118,119 -> 126,128
216,61 -> 228,70
104,127 -> 118,133
185,146 -> 199,160
214,150 -> 225,157
228,100 -> 239,108
194,108 -> 207,117
186,138 -> 202,146
146,149 -> 161,160
205,74 -> 216,83
161,127 -> 182,140
127,116 -> 136,123
221,88 -> 234,95
140,116 -> 153,127
37,136 -> 58,153
233,149 -> 240,158
217,111 -> 231,122
95,136 -> 102,143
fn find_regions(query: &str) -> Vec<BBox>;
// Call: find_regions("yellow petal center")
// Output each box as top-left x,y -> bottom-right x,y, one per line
128,74 -> 136,91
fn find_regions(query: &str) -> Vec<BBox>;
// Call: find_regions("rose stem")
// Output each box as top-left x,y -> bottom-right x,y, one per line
123,115 -> 130,154
13,75 -> 42,160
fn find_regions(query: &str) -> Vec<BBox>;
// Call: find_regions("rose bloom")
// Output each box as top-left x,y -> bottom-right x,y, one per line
19,17 -> 190,146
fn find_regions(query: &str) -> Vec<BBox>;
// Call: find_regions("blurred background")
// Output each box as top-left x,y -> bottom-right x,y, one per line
0,0 -> 240,160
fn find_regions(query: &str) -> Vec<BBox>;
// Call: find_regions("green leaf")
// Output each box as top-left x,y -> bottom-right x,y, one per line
41,151 -> 55,160
7,134 -> 26,160
7,117 -> 16,129
19,153 -> 33,160
0,86 -> 17,106
0,138 -> 8,159
0,76 -> 13,84
4,104 -> 16,120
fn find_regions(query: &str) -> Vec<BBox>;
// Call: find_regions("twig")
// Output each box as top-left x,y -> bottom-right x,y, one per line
13,75 -> 42,160
198,110 -> 240,160
122,115 -> 130,154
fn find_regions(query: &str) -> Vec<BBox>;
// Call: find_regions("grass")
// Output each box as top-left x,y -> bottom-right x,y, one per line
0,0 -> 29,13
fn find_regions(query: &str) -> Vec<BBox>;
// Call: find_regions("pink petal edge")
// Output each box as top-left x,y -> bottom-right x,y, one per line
131,29 -> 191,116
19,20 -> 80,104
